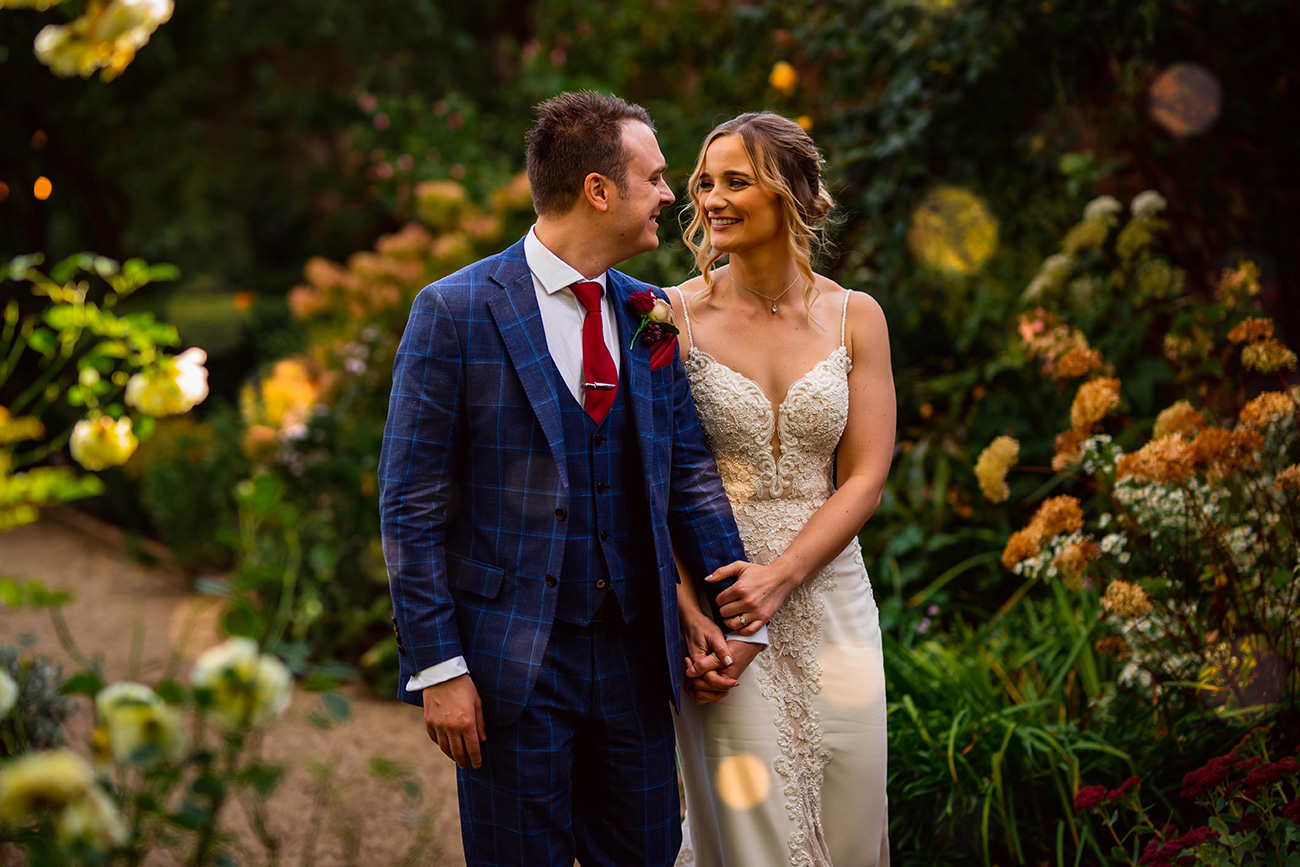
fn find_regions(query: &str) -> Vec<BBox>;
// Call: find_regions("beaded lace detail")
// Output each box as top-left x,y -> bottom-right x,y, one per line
673,288 -> 853,867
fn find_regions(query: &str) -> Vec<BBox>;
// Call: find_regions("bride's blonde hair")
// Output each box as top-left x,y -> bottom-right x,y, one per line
681,112 -> 836,317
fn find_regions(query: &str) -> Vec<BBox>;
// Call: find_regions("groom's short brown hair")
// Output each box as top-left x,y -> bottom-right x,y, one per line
525,91 -> 654,216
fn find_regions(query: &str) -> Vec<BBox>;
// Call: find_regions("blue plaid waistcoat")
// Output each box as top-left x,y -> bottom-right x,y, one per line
550,356 -> 649,625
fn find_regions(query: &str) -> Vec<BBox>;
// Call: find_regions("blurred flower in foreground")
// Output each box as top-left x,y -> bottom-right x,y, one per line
95,682 -> 186,766
907,186 -> 998,275
0,0 -> 72,9
1149,62 -> 1222,138
125,347 -> 209,416
55,783 -> 128,849
769,61 -> 798,95
191,638 -> 292,730
69,415 -> 137,471
33,0 -> 174,81
975,435 -> 1018,503
0,749 -> 93,821
0,668 -> 16,718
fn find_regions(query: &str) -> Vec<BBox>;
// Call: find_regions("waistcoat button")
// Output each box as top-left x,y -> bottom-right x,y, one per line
554,508 -> 566,521
545,574 -> 557,587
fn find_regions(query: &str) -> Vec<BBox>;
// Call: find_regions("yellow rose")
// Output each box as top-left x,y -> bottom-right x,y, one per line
0,749 -> 94,822
191,638 -> 292,730
69,416 -> 138,471
95,682 -> 186,766
125,347 -> 209,416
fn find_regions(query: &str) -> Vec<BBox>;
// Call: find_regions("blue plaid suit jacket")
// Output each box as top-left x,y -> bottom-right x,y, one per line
379,236 -> 746,726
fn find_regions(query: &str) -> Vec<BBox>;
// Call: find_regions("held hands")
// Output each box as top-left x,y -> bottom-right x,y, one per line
422,674 -> 486,769
707,560 -> 797,635
683,639 -> 762,704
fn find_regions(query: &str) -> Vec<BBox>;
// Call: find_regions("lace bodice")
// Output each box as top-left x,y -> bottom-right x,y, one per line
673,289 -> 852,566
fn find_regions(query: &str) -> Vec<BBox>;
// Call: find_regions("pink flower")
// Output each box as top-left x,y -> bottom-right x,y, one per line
1074,785 -> 1108,812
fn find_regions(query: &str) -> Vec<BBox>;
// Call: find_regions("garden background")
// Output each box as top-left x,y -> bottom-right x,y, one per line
2,0 -> 1298,864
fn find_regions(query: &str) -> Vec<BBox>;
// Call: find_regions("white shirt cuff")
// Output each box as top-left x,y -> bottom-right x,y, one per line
405,656 -> 469,691
725,624 -> 769,647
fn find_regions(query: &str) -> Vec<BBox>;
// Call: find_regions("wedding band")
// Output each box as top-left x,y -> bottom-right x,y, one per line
738,613 -> 747,626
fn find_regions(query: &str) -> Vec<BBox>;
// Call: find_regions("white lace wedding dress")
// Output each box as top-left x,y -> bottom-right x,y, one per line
669,287 -> 890,867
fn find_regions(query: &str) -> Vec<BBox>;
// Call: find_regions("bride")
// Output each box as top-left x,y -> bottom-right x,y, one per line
668,112 -> 895,866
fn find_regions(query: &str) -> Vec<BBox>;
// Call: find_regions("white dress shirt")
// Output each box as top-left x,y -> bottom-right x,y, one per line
407,227 -> 764,693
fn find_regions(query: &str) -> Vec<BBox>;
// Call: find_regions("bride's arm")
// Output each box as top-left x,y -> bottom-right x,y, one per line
710,290 -> 896,630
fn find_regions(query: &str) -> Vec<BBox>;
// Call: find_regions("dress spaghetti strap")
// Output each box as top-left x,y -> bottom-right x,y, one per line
839,289 -> 851,347
669,286 -> 695,353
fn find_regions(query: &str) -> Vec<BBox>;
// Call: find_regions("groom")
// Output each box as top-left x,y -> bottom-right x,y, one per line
379,91 -> 763,866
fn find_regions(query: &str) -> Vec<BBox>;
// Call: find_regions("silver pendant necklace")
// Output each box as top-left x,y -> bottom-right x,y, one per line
729,270 -> 801,314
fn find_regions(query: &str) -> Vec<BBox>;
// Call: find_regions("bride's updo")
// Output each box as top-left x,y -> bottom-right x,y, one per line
682,112 -> 836,314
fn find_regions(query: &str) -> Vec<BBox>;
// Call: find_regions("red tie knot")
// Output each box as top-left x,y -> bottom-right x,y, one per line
571,281 -> 604,313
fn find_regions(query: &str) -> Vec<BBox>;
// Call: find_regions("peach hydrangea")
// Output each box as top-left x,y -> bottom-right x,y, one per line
1070,377 -> 1121,432
1100,580 -> 1153,619
1152,400 -> 1206,438
974,436 -> 1019,502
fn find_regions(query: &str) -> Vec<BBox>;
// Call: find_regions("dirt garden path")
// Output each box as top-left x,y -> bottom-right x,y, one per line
0,515 -> 466,866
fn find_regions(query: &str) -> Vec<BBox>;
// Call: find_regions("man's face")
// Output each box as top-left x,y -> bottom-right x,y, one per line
605,121 -> 675,259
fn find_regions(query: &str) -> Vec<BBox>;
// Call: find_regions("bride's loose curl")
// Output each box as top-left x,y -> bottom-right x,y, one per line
681,112 -> 836,318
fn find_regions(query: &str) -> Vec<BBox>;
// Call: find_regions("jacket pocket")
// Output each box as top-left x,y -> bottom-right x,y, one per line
446,551 -> 506,599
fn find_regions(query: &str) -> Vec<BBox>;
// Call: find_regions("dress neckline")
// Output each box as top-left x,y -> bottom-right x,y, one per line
686,345 -> 848,420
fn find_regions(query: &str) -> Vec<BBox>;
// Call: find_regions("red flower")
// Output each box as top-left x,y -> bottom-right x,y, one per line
628,289 -> 657,314
1235,756 -> 1261,773
1282,798 -> 1300,824
1238,812 -> 1262,832
1244,762 -> 1286,788
1181,752 -> 1237,800
1176,826 -> 1218,847
1074,785 -> 1108,812
1107,775 -> 1142,803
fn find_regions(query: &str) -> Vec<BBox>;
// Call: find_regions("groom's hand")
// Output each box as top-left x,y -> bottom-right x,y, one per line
685,640 -> 762,704
707,560 -> 796,635
422,674 -> 486,770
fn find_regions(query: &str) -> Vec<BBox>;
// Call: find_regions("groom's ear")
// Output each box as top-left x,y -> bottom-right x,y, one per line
582,172 -> 612,212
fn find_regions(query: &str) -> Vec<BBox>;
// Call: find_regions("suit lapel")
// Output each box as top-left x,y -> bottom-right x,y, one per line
486,245 -> 569,491
608,272 -> 657,482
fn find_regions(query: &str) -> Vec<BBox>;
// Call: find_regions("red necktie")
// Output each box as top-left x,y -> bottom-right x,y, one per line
570,281 -> 618,424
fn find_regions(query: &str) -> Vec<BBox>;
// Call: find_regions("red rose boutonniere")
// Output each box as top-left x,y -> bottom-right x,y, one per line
628,290 -> 679,371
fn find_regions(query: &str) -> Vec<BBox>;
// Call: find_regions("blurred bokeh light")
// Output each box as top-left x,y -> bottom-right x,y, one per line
715,753 -> 771,810
1149,63 -> 1222,137
907,186 -> 999,275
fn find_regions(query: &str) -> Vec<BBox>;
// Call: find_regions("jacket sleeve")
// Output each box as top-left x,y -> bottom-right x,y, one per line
379,284 -> 466,673
663,339 -> 747,627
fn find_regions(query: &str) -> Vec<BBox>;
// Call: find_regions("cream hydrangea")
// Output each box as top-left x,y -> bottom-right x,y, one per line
191,638 -> 292,730
95,682 -> 186,766
0,749 -> 95,822
69,415 -> 137,471
55,784 -> 128,850
125,347 -> 210,416
1082,195 -> 1123,223
1130,190 -> 1168,221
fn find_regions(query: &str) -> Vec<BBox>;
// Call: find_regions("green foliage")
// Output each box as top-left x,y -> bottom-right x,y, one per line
0,646 -> 73,758
1,252 -> 188,530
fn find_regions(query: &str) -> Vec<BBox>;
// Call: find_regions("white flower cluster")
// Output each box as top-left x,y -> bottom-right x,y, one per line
191,637 -> 292,730
1113,476 -> 1227,545
1078,434 -> 1122,476
1114,602 -> 1200,701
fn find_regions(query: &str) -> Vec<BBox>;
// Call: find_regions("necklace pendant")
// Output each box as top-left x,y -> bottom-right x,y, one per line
771,303 -> 778,313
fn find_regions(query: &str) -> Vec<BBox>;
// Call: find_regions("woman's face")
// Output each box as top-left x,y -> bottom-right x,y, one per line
696,134 -> 785,255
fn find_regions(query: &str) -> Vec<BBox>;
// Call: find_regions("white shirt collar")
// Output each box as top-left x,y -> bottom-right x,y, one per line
524,225 -> 608,295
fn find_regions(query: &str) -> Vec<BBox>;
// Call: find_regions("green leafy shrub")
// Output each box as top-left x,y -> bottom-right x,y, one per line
0,646 -> 73,758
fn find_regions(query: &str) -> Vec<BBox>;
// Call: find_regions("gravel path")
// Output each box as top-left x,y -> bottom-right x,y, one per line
0,517 -> 465,866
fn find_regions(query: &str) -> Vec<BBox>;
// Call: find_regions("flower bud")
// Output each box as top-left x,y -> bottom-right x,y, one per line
648,298 -> 673,324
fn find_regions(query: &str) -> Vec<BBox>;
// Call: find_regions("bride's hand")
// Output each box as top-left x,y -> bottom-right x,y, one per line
707,560 -> 796,634
681,606 -> 735,680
